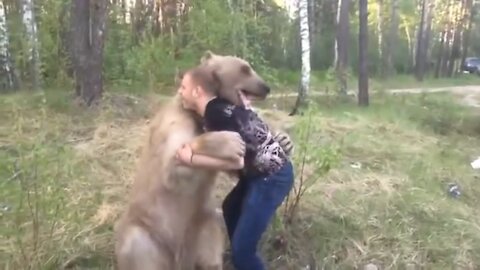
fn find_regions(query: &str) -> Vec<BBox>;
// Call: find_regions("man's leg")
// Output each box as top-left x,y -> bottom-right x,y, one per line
222,178 -> 248,241
230,162 -> 294,270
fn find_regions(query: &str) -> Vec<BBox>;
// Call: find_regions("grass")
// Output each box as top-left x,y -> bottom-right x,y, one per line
264,92 -> 480,269
1,86 -> 480,269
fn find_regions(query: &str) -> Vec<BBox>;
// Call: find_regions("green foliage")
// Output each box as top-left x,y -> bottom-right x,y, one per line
283,106 -> 341,222
123,38 -> 177,86
36,0 -> 69,86
2,0 -> 480,92
0,95 -> 85,268
0,140 -> 72,268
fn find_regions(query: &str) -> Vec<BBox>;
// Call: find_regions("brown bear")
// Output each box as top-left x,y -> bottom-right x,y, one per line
199,51 -> 294,155
113,51 -> 294,270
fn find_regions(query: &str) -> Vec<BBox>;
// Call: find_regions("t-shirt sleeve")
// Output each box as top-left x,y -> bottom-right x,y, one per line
204,99 -> 239,132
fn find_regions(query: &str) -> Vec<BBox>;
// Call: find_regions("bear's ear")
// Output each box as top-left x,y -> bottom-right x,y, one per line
200,50 -> 214,63
174,67 -> 183,85
240,64 -> 251,75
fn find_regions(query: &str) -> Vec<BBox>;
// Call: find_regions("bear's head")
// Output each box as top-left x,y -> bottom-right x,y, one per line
199,51 -> 271,106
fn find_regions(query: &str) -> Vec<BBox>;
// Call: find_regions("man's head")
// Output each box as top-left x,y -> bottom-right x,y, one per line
199,51 -> 271,106
177,65 -> 220,112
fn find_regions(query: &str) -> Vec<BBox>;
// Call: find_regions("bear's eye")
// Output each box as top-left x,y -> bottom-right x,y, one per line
240,65 -> 251,75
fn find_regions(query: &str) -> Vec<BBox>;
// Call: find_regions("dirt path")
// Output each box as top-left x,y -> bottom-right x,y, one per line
271,85 -> 480,108
388,85 -> 480,108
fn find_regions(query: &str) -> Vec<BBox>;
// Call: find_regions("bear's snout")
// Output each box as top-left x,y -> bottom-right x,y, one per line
260,83 -> 271,95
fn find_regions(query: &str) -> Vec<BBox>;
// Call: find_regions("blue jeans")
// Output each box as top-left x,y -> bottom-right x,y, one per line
222,161 -> 294,270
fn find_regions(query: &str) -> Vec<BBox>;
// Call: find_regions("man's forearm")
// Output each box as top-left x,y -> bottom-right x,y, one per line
188,153 -> 244,171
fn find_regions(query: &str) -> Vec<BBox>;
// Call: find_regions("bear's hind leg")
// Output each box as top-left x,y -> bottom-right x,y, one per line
115,225 -> 173,270
193,209 -> 225,270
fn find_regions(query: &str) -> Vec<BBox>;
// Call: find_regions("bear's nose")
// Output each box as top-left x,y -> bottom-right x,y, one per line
262,84 -> 271,94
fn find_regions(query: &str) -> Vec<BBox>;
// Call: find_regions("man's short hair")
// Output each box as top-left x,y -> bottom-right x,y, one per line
183,65 -> 221,95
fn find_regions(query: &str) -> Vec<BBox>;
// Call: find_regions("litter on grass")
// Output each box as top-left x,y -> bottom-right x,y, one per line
471,157 -> 480,169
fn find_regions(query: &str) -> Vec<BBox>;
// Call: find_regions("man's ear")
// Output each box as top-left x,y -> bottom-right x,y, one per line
193,86 -> 200,97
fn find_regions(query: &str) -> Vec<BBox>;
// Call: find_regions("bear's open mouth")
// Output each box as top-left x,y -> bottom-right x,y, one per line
240,90 -> 266,101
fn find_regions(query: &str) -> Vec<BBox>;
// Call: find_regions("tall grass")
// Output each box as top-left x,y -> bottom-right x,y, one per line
1,88 -> 480,269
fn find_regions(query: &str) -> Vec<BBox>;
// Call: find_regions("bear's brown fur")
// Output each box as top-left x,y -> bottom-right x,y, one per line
113,51 -> 293,270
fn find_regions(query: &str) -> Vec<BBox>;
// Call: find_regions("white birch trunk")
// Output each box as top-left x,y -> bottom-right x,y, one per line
0,1 -> 9,61
284,0 -> 298,20
124,0 -> 134,24
0,0 -> 14,89
377,0 -> 383,69
333,0 -> 342,68
290,0 -> 310,115
22,0 -> 41,90
116,0 -> 133,23
299,0 -> 310,96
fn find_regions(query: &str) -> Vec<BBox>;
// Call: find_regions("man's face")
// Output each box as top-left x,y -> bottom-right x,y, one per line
178,73 -> 197,110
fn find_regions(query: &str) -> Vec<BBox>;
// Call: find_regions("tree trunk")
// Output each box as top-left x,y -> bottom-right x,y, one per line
441,0 -> 453,76
447,0 -> 465,76
70,0 -> 108,106
121,0 -> 127,23
415,0 -> 434,81
358,0 -> 369,107
21,0 -> 41,90
290,0 -> 310,116
460,0 -> 474,68
409,24 -> 417,73
414,0 -> 427,80
435,29 -> 446,78
385,0 -> 398,76
404,21 -> 414,72
0,0 -> 17,91
424,0 -> 434,74
377,0 -> 384,77
308,0 -> 315,49
59,0 -> 73,78
333,0 -> 341,67
152,0 -> 161,36
133,0 -> 145,44
240,0 -> 248,58
335,0 -> 350,95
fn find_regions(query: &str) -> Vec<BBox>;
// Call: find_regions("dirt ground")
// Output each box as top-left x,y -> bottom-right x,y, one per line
271,85 -> 480,108
387,85 -> 480,108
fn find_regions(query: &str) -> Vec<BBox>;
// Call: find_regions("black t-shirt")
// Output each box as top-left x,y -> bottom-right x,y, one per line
204,97 -> 287,177
204,97 -> 240,133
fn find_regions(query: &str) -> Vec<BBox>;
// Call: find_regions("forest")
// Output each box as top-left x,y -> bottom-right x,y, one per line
2,0 -> 480,269
1,0 -> 479,104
